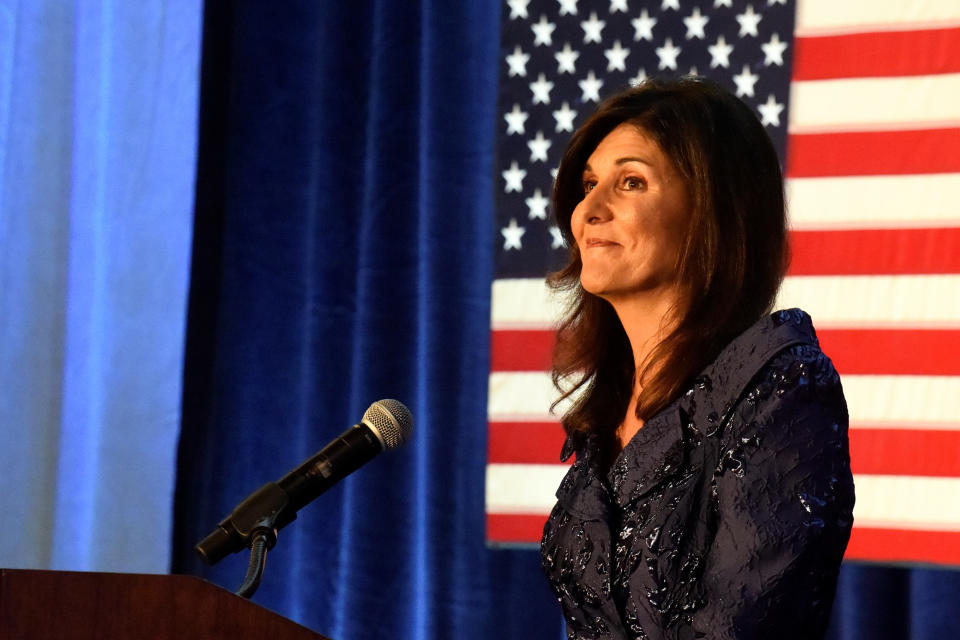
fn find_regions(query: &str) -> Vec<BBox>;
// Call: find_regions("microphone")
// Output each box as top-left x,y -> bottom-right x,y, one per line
196,399 -> 413,565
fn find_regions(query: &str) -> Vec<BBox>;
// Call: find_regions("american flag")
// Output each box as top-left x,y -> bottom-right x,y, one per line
486,0 -> 960,567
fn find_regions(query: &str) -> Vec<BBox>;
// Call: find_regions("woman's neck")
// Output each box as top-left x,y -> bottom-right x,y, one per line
608,288 -> 680,374
606,288 -> 681,450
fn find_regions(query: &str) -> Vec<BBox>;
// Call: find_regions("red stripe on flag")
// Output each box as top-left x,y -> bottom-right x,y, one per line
491,330 -> 554,371
793,27 -> 960,80
789,228 -> 960,276
819,329 -> 960,376
849,429 -> 960,477
490,516 -> 960,564
491,329 -> 960,376
845,527 -> 960,565
489,421 -> 568,464
487,513 -> 547,544
786,128 -> 960,178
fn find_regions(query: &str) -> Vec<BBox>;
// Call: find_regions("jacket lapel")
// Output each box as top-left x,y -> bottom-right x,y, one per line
606,309 -> 820,510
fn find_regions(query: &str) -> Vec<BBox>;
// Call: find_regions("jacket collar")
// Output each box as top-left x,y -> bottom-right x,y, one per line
604,308 -> 820,507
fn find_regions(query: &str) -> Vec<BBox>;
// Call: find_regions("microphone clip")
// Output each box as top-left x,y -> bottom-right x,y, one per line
196,481 -> 293,567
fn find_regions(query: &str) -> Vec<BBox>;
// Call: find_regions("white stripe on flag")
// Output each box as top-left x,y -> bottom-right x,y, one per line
490,278 -> 564,329
488,371 -> 960,428
789,73 -> 960,133
485,463 -> 567,514
487,371 -> 564,421
775,275 -> 960,328
786,174 -> 960,230
842,474 -> 960,531
492,276 -> 960,329
843,376 -> 960,428
486,464 -> 960,533
795,0 -> 960,36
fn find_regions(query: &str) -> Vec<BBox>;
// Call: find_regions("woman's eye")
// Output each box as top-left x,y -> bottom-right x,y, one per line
583,181 -> 596,194
623,177 -> 644,190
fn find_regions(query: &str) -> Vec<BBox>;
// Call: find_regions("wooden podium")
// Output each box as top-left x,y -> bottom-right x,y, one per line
0,568 -> 331,639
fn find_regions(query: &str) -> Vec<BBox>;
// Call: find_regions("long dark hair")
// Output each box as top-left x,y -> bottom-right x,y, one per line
550,78 -> 789,450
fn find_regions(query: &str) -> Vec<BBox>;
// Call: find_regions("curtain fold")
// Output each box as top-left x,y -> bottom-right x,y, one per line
0,0 -> 199,573
172,2 -> 565,638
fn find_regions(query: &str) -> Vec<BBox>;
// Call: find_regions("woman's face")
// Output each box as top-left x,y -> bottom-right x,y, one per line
571,123 -> 691,307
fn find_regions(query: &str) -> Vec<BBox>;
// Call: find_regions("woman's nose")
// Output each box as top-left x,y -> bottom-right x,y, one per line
581,189 -> 613,224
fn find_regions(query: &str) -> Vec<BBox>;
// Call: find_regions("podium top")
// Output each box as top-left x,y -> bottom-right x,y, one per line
0,568 -> 332,640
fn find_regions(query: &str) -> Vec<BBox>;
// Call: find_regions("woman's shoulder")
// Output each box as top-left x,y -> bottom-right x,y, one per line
686,308 -> 840,421
695,310 -> 849,478
711,308 -> 826,380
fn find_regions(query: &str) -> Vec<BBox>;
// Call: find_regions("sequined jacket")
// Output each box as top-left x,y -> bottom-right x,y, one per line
540,309 -> 854,640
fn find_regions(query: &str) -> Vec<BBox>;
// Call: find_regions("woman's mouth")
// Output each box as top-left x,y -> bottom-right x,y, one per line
585,238 -> 619,248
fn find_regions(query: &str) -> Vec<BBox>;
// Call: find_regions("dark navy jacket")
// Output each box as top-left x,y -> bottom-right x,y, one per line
541,309 -> 855,640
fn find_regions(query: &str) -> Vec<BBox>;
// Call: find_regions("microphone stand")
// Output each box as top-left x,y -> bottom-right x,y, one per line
196,482 -> 295,599
235,523 -> 275,598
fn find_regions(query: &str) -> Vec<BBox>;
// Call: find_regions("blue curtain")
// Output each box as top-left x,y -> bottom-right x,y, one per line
171,2 -> 564,638
170,3 -> 960,640
0,0 -> 199,572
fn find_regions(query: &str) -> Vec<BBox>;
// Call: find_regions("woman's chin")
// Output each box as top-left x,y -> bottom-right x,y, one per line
579,277 -> 611,300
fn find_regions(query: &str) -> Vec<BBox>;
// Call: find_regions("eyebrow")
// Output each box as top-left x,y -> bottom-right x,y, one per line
583,157 -> 653,172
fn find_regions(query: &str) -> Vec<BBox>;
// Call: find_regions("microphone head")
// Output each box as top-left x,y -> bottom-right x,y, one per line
362,399 -> 413,450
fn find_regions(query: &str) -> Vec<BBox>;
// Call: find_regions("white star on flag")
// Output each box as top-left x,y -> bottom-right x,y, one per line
581,12 -> 605,44
506,0 -> 530,20
529,73 -> 554,104
656,38 -> 682,70
506,46 -> 530,77
531,15 -> 556,46
708,35 -> 734,68
684,7 -> 709,40
502,161 -> 526,193
732,65 -> 759,98
504,103 -> 528,135
500,218 -> 526,250
578,70 -> 604,102
661,0 -> 680,10
525,189 -> 550,219
553,102 -> 577,132
632,9 -> 656,42
527,131 -> 553,162
762,32 -> 788,66
557,0 -> 578,16
757,93 -> 784,127
555,43 -> 580,74
736,4 -> 762,37
604,41 -> 630,72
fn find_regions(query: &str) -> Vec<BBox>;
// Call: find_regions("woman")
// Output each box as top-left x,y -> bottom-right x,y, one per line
540,78 -> 854,639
